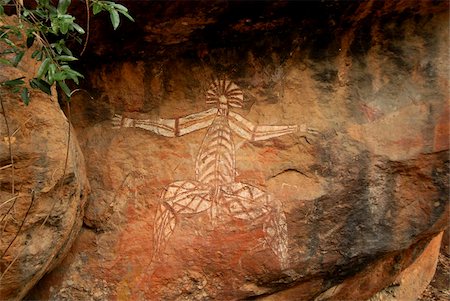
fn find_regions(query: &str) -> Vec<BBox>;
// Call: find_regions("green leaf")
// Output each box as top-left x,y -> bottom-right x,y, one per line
13,27 -> 22,39
0,57 -> 11,65
34,8 -> 46,19
92,2 -> 102,15
0,24 -> 14,30
119,10 -> 134,22
111,3 -> 128,12
68,74 -> 79,84
60,19 -> 70,34
2,77 -> 25,86
64,72 -> 78,84
0,49 -> 15,55
55,55 -> 78,61
61,45 -> 73,56
60,14 -> 74,20
26,34 -> 35,48
12,51 -> 24,67
31,50 -> 40,59
53,71 -> 66,81
49,5 -> 58,16
47,63 -> 56,84
61,65 -> 84,80
58,80 -> 71,96
72,22 -> 85,34
37,57 -> 51,79
3,38 -> 16,47
21,87 -> 30,105
30,78 -> 52,95
66,69 -> 83,78
0,5 -> 4,15
109,9 -> 120,30
38,0 -> 50,8
51,19 -> 59,34
57,0 -> 71,14
53,42 -> 63,54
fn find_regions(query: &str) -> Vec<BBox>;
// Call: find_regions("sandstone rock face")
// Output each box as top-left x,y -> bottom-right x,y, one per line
0,18 -> 89,300
28,1 -> 448,300
366,232 -> 443,301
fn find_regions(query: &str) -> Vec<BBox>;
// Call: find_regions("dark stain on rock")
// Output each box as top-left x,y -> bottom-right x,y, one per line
430,154 -> 449,226
385,42 -> 414,73
311,66 -> 338,97
350,16 -> 373,58
305,196 -> 325,260
308,31 -> 341,62
421,61 -> 437,79
142,61 -> 161,113
329,153 -> 396,260
379,12 -> 408,42
324,253 -> 379,286
313,69 -> 338,84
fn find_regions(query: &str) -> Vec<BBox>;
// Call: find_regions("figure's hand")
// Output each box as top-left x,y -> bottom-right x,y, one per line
299,123 -> 319,136
112,114 -> 123,129
298,123 -> 320,144
112,114 -> 135,129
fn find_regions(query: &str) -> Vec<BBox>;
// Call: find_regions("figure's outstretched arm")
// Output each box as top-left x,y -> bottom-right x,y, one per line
229,111 -> 315,141
112,108 -> 218,137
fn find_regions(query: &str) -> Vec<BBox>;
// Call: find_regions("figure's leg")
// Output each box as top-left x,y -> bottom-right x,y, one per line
263,199 -> 289,269
152,180 -> 212,261
221,183 -> 289,269
152,203 -> 176,259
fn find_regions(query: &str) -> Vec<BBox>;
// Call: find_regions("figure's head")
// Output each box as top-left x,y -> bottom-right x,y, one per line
206,79 -> 243,109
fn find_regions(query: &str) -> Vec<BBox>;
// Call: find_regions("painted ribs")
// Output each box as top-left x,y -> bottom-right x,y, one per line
196,117 -> 235,185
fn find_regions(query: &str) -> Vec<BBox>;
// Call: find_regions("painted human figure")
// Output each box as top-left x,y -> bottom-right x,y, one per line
113,79 -> 305,269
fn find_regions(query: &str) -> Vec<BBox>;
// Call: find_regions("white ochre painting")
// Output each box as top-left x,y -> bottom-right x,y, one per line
113,79 -> 297,269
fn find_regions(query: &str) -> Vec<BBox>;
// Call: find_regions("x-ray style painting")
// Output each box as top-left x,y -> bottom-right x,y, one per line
113,79 -> 297,269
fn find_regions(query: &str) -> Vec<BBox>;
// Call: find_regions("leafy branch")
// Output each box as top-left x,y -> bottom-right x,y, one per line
91,0 -> 133,30
0,0 -> 133,104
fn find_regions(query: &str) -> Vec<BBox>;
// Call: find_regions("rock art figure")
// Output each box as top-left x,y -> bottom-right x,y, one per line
113,79 -> 298,269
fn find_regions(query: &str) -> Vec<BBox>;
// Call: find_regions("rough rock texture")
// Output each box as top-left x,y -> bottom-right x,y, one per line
28,1 -> 448,300
366,232 -> 443,301
0,18 -> 89,300
419,236 -> 450,301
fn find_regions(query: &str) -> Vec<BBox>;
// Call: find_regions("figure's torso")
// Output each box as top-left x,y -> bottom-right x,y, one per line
195,112 -> 235,186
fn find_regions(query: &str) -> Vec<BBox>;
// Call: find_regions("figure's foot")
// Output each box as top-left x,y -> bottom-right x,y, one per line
299,123 -> 319,135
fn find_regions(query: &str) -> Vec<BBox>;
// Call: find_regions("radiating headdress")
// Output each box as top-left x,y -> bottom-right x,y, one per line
206,79 -> 244,108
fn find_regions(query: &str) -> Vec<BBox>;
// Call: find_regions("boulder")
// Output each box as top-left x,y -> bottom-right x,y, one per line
0,17 -> 89,300
366,232 -> 444,301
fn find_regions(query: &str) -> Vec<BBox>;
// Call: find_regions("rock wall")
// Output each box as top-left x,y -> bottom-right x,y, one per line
26,1 -> 449,300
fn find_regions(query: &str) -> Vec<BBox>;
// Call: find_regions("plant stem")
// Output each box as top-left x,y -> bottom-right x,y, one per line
0,95 -> 14,195
0,191 -> 34,259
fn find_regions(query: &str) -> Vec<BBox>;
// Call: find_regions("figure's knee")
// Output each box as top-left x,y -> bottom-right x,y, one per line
160,180 -> 204,199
